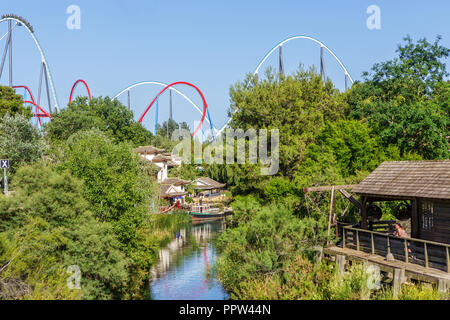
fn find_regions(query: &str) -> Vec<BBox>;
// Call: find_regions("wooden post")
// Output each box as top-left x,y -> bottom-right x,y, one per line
343,228 -> 346,248
361,196 -> 368,229
327,187 -> 335,243
424,242 -> 429,268
438,279 -> 449,294
371,232 -> 375,255
392,268 -> 405,298
386,236 -> 394,261
404,239 -> 409,263
411,198 -> 419,239
356,230 -> 360,251
446,247 -> 449,273
336,255 -> 346,277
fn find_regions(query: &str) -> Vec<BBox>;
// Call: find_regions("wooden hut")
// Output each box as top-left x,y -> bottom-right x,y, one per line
352,160 -> 450,244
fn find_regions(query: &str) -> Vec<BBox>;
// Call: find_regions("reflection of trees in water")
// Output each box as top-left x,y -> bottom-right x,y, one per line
150,221 -> 222,279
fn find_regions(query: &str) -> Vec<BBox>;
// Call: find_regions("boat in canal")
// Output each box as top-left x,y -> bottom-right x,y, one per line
189,204 -> 227,221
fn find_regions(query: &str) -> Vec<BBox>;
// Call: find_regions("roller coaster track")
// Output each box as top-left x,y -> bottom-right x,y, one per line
215,35 -> 354,137
69,79 -> 92,105
0,14 -> 60,112
138,81 -> 209,137
113,81 -> 215,137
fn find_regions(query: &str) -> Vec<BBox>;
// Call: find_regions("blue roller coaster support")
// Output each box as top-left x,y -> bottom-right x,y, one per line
154,95 -> 159,135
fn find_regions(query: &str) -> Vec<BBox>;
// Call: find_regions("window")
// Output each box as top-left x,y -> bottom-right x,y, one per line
421,201 -> 434,230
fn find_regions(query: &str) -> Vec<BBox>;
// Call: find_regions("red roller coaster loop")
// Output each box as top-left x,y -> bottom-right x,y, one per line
69,79 -> 92,105
23,101 -> 53,119
12,85 -> 36,103
13,85 -> 43,126
138,81 -> 207,136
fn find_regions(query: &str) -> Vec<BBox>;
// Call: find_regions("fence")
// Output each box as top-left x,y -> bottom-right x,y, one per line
341,225 -> 450,273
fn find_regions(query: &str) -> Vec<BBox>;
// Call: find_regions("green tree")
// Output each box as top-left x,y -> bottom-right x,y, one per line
229,67 -> 346,178
362,35 -> 449,101
0,162 -> 130,299
0,113 -> 45,173
156,118 -> 190,139
347,36 -> 449,159
215,199 -> 328,294
61,129 -> 157,276
45,97 -> 153,146
0,85 -> 32,119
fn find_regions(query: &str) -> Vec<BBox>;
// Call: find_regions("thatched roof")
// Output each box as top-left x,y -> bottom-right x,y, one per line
161,178 -> 190,186
192,177 -> 226,190
160,184 -> 187,198
134,145 -> 165,155
151,154 -> 172,163
352,160 -> 450,200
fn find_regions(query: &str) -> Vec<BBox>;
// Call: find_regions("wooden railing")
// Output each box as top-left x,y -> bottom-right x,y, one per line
341,225 -> 450,273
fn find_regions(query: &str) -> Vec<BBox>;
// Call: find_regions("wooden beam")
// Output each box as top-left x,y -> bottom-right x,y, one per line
361,196 -> 368,229
339,189 -> 362,209
303,184 -> 358,193
327,187 -> 335,242
411,198 -> 419,239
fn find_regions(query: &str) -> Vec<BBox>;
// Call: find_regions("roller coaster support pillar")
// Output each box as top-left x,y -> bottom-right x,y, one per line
320,46 -> 325,82
37,62 -> 43,105
127,90 -> 130,111
44,63 -> 52,113
154,95 -> 159,135
8,20 -> 12,87
0,22 -> 12,83
278,45 -> 284,76
169,89 -> 173,120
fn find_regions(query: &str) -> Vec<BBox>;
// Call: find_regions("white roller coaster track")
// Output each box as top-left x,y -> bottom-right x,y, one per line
216,35 -> 354,137
113,81 -> 217,132
0,16 -> 60,112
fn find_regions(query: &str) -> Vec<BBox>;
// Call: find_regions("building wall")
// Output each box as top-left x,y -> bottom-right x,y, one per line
418,199 -> 450,244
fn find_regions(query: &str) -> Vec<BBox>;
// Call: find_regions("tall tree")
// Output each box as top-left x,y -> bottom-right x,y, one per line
45,97 -> 153,146
0,113 -> 45,173
0,86 -> 32,119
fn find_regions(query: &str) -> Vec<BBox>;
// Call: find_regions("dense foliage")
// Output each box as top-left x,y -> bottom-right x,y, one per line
45,97 -> 153,146
213,36 -> 449,300
0,113 -> 45,173
0,86 -> 32,119
0,96 -> 190,299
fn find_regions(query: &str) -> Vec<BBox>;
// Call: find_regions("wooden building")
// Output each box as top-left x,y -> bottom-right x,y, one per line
352,160 -> 450,244
160,178 -> 190,204
191,177 -> 226,198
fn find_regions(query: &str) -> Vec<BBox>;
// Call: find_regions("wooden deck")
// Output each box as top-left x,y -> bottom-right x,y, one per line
323,245 -> 450,291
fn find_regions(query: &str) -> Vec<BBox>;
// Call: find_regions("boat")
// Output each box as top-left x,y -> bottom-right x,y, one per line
190,211 -> 225,221
189,204 -> 225,221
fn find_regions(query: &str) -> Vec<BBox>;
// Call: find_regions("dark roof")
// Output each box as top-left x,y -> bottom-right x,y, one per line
134,145 -> 165,155
167,160 -> 178,167
160,184 -> 187,198
161,178 -> 190,186
352,160 -> 450,200
192,177 -> 226,190
151,154 -> 172,163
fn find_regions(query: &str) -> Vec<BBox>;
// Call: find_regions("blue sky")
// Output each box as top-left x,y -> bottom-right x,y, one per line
1,0 -> 449,134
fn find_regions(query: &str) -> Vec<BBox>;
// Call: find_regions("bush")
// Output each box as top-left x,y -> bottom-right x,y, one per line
0,113 -> 45,173
0,162 -> 130,299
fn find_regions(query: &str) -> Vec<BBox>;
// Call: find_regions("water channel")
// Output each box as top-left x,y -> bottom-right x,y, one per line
149,219 -> 230,300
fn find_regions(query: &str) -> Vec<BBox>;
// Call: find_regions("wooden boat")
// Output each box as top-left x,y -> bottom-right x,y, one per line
189,211 -> 225,221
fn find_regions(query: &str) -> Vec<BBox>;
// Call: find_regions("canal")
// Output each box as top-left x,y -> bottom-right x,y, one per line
149,219 -> 230,300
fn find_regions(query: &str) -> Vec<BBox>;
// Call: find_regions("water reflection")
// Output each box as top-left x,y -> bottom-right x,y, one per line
150,219 -> 229,300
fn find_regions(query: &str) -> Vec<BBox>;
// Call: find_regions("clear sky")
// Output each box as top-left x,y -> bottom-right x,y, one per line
1,0 -> 449,134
